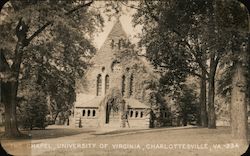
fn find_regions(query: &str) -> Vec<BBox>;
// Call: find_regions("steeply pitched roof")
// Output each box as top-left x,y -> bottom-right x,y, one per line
103,19 -> 127,43
125,98 -> 150,109
75,94 -> 102,108
91,20 -> 128,65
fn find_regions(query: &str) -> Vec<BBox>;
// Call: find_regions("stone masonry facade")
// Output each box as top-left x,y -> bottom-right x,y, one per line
72,20 -> 152,129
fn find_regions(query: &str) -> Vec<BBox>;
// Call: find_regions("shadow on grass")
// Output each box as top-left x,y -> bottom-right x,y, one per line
0,126 -> 95,140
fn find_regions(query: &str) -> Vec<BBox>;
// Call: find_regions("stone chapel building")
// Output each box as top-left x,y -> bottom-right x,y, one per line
71,20 -> 157,129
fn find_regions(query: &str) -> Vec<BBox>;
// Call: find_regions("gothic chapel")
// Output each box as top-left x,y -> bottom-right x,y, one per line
72,20 -> 154,128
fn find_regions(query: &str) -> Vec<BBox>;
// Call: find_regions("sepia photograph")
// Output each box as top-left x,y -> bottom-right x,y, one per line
0,0 -> 249,156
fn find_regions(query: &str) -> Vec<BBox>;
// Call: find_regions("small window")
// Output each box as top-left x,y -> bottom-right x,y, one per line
102,66 -> 105,72
111,39 -> 115,48
97,74 -> 102,96
130,111 -> 133,117
82,110 -> 85,116
129,74 -> 134,96
87,110 -> 91,116
135,111 -> 138,118
105,75 -> 110,94
140,112 -> 143,118
121,75 -> 126,96
165,112 -> 167,118
93,110 -> 96,117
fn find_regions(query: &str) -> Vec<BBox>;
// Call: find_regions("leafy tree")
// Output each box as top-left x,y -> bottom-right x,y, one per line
114,40 -> 168,127
132,0 -> 214,128
18,82 -> 48,130
217,32 -> 249,143
175,84 -> 199,126
0,0 -> 103,138
132,0 -> 248,130
144,90 -> 168,128
215,0 -> 249,143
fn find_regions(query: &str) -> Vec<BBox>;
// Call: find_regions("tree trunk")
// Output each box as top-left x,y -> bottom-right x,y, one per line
200,72 -> 208,127
3,81 -> 20,138
182,113 -> 188,126
208,73 -> 216,128
120,100 -> 126,128
53,111 -> 60,124
2,42 -> 25,138
208,53 -> 218,129
231,61 -> 248,144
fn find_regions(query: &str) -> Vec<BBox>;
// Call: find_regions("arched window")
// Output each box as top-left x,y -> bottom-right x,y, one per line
93,110 -> 96,117
140,112 -> 143,118
97,74 -> 102,96
111,39 -> 115,48
135,111 -> 138,118
121,75 -> 126,96
102,66 -> 105,72
82,110 -> 85,116
87,110 -> 91,116
130,111 -> 133,118
105,75 -> 110,94
129,74 -> 134,96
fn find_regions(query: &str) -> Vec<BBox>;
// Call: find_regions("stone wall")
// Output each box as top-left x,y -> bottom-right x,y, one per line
74,107 -> 99,128
126,108 -> 150,128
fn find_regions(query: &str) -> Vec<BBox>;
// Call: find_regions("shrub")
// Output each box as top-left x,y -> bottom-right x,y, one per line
18,87 -> 49,130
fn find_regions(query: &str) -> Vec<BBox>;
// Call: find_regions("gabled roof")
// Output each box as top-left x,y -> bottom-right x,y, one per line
75,94 -> 102,108
103,19 -> 128,43
91,20 -> 128,66
125,98 -> 150,109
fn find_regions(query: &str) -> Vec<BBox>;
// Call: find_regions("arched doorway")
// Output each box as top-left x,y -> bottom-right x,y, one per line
104,102 -> 120,126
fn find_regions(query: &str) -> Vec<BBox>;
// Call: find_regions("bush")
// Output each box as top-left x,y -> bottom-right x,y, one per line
176,85 -> 199,126
18,88 -> 49,130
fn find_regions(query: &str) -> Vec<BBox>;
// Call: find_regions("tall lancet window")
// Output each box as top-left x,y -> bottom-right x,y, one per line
105,75 -> 110,94
97,74 -> 102,96
122,75 -> 126,96
129,74 -> 134,96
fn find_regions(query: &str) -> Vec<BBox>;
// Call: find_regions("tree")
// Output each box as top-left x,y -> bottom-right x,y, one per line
218,32 -> 249,144
175,84 -> 199,126
132,0 -> 248,129
215,0 -> 249,144
18,82 -> 48,130
0,0 -> 102,138
115,40 -> 168,126
132,0 -> 219,128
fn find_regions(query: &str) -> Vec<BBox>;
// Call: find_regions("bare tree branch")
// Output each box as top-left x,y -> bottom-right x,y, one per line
65,0 -> 94,15
189,70 -> 203,78
0,0 -> 9,12
119,1 -> 141,11
0,49 -> 11,72
27,0 -> 94,44
27,21 -> 52,43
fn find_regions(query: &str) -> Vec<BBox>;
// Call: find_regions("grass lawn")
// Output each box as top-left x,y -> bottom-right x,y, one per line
0,125 -> 95,140
0,125 -> 95,156
1,126 -> 249,156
